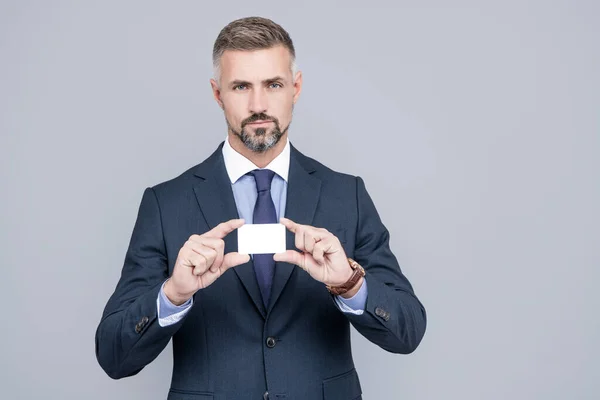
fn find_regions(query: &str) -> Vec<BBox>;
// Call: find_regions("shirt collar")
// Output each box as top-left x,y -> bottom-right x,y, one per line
222,136 -> 290,184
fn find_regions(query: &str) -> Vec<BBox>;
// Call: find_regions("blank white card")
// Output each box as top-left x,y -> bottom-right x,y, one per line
237,223 -> 286,255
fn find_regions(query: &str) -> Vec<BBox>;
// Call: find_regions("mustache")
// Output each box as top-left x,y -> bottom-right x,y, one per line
242,113 -> 279,127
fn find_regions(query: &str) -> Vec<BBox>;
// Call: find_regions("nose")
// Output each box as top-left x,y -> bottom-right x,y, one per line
248,88 -> 268,115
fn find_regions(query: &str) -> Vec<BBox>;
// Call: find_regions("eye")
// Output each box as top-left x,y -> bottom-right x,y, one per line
233,84 -> 248,91
269,82 -> 283,89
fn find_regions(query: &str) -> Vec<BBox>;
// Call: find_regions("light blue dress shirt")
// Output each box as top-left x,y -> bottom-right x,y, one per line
157,138 -> 367,327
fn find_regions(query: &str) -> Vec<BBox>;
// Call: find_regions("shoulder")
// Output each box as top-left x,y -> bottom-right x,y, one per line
291,143 -> 359,186
150,143 -> 224,199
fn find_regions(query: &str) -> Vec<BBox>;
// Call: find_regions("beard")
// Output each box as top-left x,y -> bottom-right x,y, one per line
227,112 -> 291,153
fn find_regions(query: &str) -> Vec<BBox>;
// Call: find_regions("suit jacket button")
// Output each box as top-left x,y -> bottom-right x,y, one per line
375,307 -> 384,317
135,316 -> 149,333
266,337 -> 276,348
263,391 -> 269,400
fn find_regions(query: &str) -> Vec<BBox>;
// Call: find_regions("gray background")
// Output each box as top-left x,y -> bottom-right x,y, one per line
1,0 -> 598,399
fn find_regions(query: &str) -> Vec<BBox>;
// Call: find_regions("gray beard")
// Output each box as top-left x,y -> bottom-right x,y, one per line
228,122 -> 290,153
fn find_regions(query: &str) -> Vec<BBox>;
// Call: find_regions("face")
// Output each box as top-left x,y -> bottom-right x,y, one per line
211,45 -> 302,153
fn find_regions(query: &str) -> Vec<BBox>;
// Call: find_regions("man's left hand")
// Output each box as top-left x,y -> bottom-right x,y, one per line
273,217 -> 355,288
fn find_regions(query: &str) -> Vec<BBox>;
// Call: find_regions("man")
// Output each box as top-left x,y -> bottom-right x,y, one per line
95,16 -> 426,400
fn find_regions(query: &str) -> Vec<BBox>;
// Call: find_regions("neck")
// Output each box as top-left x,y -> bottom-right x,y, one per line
227,133 -> 288,168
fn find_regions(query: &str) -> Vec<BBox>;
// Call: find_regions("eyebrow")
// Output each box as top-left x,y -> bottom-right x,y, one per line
229,76 -> 287,87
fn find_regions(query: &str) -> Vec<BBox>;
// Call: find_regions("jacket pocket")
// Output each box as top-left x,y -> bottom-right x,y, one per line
167,388 -> 214,400
323,368 -> 362,400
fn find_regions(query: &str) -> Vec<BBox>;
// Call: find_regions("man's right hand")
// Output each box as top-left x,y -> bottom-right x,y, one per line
164,218 -> 249,305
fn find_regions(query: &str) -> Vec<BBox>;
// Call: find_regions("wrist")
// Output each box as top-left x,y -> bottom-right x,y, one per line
339,276 -> 364,299
326,258 -> 366,296
163,279 -> 192,306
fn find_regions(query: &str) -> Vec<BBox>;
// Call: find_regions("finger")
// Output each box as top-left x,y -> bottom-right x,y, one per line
304,230 -> 317,253
188,237 -> 225,272
295,225 -> 306,252
273,250 -> 305,269
181,250 -> 208,276
192,264 -> 206,276
313,241 -> 326,265
221,252 -> 251,271
196,253 -> 247,288
190,243 -> 218,270
205,218 -> 245,239
281,218 -> 334,256
210,245 -> 224,273
319,237 -> 336,253
197,266 -> 220,288
188,236 -> 223,250
279,217 -> 299,233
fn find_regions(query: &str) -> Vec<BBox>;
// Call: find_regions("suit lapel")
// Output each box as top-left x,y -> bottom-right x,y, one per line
267,145 -> 321,314
192,143 -> 266,318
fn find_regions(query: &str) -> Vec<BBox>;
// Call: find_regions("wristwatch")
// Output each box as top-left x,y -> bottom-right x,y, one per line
326,258 -> 366,296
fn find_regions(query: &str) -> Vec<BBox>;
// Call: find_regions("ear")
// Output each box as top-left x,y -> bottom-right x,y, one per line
210,78 -> 224,109
292,71 -> 303,104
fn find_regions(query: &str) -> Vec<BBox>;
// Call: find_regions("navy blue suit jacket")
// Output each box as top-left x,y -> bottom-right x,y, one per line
95,142 -> 427,399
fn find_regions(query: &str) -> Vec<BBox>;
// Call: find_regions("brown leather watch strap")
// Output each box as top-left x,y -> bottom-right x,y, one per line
326,258 -> 366,296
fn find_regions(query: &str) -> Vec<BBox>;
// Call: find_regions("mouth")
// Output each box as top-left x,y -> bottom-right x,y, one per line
247,120 -> 274,126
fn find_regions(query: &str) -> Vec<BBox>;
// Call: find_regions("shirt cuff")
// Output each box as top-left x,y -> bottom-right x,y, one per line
334,278 -> 368,315
157,280 -> 193,327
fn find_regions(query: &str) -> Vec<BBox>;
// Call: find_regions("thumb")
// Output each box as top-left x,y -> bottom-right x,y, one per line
222,252 -> 251,271
273,250 -> 304,268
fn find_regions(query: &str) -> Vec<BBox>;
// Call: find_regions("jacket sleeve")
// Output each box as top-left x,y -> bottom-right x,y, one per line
343,176 -> 427,354
95,187 -> 188,379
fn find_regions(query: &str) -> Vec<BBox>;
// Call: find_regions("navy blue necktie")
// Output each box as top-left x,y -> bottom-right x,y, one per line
249,169 -> 277,306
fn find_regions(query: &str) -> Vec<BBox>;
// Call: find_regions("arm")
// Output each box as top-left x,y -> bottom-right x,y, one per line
95,187 -> 188,379
334,279 -> 368,315
157,279 -> 193,327
343,176 -> 427,354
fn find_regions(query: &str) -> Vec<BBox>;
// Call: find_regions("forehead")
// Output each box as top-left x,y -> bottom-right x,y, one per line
219,45 -> 292,82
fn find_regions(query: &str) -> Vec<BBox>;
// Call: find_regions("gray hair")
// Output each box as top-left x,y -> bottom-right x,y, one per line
212,17 -> 298,86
